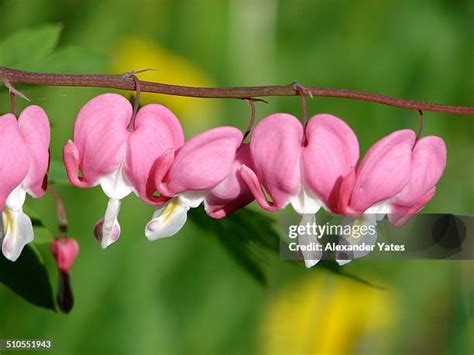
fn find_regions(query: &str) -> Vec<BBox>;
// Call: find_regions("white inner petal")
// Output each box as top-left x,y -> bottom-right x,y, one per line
364,201 -> 392,222
4,185 -> 27,211
100,198 -> 122,249
98,153 -> 133,200
96,152 -> 132,248
1,185 -> 34,261
145,197 -> 190,241
297,214 -> 322,268
289,185 -> 323,215
145,192 -> 206,241
336,216 -> 378,266
178,191 -> 206,209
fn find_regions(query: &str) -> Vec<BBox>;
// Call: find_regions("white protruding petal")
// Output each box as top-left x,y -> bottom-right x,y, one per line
336,216 -> 378,266
178,191 -> 206,208
4,185 -> 27,211
98,158 -> 133,200
365,202 -> 391,222
145,197 -> 190,241
1,209 -> 34,261
289,186 -> 323,215
297,214 -> 322,268
101,198 -> 122,249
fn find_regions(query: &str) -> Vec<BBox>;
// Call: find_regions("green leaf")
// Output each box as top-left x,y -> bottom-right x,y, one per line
44,45 -> 107,73
0,244 -> 56,311
33,223 -> 54,244
0,24 -> 61,69
23,206 -> 54,244
191,207 -> 382,288
48,159 -> 70,185
315,260 -> 385,290
189,208 -> 280,285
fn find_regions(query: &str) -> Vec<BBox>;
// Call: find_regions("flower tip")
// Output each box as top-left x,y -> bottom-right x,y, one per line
336,258 -> 352,266
145,220 -> 159,240
304,258 -> 320,268
94,219 -> 121,249
2,246 -> 20,262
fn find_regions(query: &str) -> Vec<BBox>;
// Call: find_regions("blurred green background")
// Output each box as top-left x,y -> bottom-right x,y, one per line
0,0 -> 473,354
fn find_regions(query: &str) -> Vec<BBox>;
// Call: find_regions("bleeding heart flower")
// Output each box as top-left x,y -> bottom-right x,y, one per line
145,126 -> 253,240
335,130 -> 417,217
204,143 -> 255,219
0,106 -> 50,261
387,136 -> 447,226
332,129 -> 416,264
334,130 -> 446,265
51,237 -> 79,272
63,93 -> 184,249
240,113 -> 359,267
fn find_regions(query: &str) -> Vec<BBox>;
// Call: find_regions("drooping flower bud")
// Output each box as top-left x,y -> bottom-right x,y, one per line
51,237 -> 79,313
51,238 -> 79,273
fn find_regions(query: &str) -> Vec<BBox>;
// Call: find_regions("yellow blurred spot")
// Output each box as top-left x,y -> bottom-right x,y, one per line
260,273 -> 397,355
111,37 -> 219,135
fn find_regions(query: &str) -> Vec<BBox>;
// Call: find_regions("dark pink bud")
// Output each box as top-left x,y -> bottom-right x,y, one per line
51,238 -> 79,272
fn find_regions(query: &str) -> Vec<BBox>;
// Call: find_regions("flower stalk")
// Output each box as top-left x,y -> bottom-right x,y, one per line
1,66 -> 473,115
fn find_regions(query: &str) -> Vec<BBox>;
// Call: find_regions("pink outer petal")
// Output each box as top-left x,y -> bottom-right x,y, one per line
240,165 -> 279,211
146,149 -> 175,204
63,140 -> 90,188
391,136 -> 447,207
349,129 -> 416,214
302,114 -> 359,210
124,104 -> 184,203
247,113 -> 303,209
331,168 -> 357,215
69,93 -> 131,186
205,144 -> 255,218
389,187 -> 436,227
161,127 -> 243,195
0,114 -> 30,210
18,106 -> 51,197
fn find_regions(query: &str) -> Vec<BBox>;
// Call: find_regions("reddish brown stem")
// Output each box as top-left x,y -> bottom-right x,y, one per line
1,66 -> 473,115
48,188 -> 68,235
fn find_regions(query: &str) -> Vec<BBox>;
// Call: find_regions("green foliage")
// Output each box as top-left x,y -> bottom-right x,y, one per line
191,208 -> 380,287
48,159 -> 70,185
0,24 -> 61,69
0,23 -> 105,74
44,46 -> 107,73
0,244 -> 55,311
0,2 -> 471,353
190,208 -> 279,284
31,217 -> 54,244
0,205 -> 56,309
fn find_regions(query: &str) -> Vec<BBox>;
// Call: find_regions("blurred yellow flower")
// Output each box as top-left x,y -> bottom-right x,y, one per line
111,37 -> 219,135
260,273 -> 397,355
